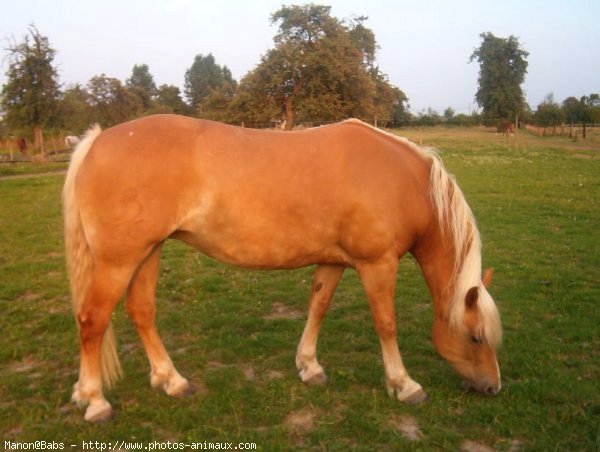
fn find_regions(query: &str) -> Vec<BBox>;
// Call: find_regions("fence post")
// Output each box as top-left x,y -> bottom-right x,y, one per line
583,123 -> 587,140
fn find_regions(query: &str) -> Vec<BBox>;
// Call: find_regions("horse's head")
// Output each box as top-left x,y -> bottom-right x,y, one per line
432,269 -> 502,395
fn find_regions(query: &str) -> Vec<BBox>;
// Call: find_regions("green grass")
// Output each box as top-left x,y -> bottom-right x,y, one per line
0,128 -> 598,450
0,161 -> 68,178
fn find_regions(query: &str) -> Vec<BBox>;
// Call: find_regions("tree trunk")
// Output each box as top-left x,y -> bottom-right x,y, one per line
33,124 -> 44,154
284,97 -> 295,131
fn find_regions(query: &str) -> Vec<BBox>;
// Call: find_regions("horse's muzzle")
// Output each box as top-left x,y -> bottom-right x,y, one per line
462,379 -> 501,396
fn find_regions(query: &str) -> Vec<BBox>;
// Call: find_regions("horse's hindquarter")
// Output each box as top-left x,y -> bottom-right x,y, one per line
77,115 -> 431,269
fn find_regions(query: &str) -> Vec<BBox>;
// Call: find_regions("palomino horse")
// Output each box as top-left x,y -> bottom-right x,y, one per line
64,115 -> 502,422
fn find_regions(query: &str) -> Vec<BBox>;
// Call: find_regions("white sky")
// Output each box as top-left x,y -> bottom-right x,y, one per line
1,0 -> 598,114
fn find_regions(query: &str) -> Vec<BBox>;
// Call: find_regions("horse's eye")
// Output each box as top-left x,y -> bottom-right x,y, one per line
470,335 -> 483,345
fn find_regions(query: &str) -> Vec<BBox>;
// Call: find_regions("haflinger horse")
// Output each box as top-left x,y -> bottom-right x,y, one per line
63,114 -> 502,422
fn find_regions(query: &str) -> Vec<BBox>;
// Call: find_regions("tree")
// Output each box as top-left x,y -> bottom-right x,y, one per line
535,93 -> 565,126
1,25 -> 60,152
470,32 -> 529,125
126,64 -> 157,110
417,108 -> 443,126
58,84 -> 93,134
237,4 -> 404,129
270,4 -> 374,129
198,84 -> 238,123
372,68 -> 408,126
580,94 -> 600,124
155,84 -> 190,115
562,96 -> 585,123
184,54 -> 235,113
87,74 -> 142,127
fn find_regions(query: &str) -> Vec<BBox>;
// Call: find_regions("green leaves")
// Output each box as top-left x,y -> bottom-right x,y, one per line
1,25 -> 60,148
235,5 -> 406,129
470,32 -> 529,123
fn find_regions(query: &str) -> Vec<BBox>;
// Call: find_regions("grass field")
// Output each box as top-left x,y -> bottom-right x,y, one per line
0,127 -> 598,450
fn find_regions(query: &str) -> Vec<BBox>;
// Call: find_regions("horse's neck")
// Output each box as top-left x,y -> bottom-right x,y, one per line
412,229 -> 456,319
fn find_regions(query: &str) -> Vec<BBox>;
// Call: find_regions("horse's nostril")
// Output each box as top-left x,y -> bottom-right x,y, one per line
486,386 -> 499,396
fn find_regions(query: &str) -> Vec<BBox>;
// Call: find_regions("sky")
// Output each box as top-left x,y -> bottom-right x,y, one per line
1,0 -> 598,115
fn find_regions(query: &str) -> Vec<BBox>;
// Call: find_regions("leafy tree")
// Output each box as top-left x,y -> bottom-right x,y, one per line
58,84 -> 93,134
416,108 -> 443,126
1,25 -> 60,152
271,4 -> 375,128
198,83 -> 238,122
155,84 -> 190,115
372,68 -> 408,126
347,16 -> 377,67
535,93 -> 565,126
184,54 -> 235,113
227,69 -> 279,127
470,32 -> 529,124
580,94 -> 600,123
562,96 -> 585,123
87,74 -> 142,126
237,4 -> 404,129
449,113 -> 479,127
126,64 -> 157,110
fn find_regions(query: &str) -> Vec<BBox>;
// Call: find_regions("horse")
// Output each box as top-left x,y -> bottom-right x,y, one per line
65,135 -> 81,149
63,114 -> 502,422
501,122 -> 515,137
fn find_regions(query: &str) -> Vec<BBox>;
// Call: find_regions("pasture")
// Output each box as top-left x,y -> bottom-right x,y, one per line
0,127 -> 598,450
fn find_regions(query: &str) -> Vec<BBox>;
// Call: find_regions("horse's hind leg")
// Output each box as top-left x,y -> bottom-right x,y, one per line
356,257 -> 427,404
73,262 -> 133,422
296,265 -> 344,385
125,243 -> 193,397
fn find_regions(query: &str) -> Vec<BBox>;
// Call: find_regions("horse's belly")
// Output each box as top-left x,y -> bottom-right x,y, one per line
171,227 -> 349,269
173,199 -> 351,269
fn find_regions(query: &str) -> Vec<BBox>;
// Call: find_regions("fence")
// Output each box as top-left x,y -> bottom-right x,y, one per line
0,135 -> 74,164
524,123 -> 599,140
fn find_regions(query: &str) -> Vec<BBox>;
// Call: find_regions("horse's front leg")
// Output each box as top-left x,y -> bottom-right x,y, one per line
356,257 -> 428,404
296,265 -> 344,385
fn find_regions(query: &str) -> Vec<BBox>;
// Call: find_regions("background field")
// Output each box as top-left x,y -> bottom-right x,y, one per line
0,127 -> 598,450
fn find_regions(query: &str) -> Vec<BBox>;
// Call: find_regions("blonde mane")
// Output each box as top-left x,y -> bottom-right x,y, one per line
426,151 -> 502,348
343,119 -> 501,348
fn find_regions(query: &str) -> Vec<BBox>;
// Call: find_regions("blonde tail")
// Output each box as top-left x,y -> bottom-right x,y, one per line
63,125 -> 122,388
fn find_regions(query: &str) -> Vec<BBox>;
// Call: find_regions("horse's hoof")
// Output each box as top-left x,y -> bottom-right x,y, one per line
299,366 -> 327,386
84,401 -> 114,423
304,371 -> 327,386
175,382 -> 197,397
167,379 -> 198,398
403,388 -> 428,405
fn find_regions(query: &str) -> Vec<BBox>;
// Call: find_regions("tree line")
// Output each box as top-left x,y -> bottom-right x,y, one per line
2,6 -> 598,154
0,5 -> 409,152
407,93 -> 600,129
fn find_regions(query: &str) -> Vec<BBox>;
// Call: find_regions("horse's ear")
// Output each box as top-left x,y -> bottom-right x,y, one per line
482,268 -> 494,288
465,286 -> 479,311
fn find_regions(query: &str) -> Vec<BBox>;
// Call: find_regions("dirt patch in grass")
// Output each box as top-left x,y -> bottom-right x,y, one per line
240,364 -> 255,381
284,407 -> 316,434
18,291 -> 42,302
206,361 -> 258,382
10,356 -> 42,373
266,370 -> 284,380
263,301 -> 304,320
390,414 -> 423,441
571,153 -> 596,160
461,440 -> 495,452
